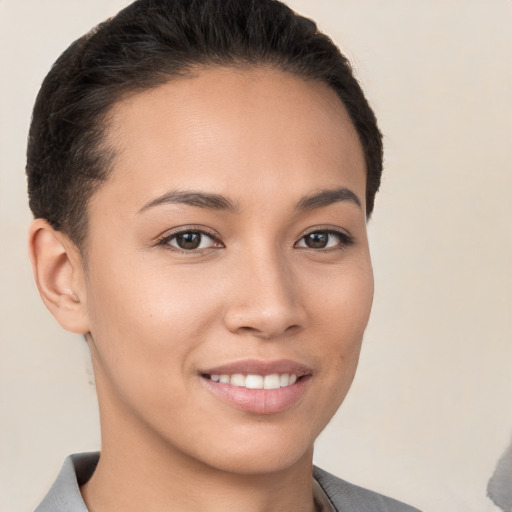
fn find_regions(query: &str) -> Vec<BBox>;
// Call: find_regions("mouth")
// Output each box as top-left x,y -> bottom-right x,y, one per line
199,360 -> 312,414
203,372 -> 299,389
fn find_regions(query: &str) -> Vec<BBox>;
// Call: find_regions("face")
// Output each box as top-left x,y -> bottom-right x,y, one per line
82,66 -> 373,474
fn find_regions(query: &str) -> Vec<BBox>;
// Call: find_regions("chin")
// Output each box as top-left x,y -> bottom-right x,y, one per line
183,425 -> 317,476
206,445 -> 313,476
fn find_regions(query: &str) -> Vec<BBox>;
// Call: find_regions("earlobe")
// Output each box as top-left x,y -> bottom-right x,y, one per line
28,219 -> 90,334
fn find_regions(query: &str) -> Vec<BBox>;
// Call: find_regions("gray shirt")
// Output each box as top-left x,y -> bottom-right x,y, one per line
35,452 -> 421,512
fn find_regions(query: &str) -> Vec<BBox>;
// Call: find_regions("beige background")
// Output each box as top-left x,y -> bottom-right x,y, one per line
1,1 -> 511,511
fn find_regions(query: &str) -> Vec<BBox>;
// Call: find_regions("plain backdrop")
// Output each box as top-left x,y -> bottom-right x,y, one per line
1,1 -> 511,511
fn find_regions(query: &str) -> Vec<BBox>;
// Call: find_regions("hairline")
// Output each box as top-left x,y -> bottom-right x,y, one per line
73,62 -> 369,259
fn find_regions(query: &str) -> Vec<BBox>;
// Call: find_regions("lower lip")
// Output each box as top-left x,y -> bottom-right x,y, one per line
201,376 -> 311,415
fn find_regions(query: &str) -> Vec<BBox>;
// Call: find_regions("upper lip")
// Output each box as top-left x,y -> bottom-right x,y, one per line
200,359 -> 312,377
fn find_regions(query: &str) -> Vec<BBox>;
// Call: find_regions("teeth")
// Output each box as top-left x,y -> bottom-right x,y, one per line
209,373 -> 299,389
279,374 -> 290,387
230,374 -> 246,387
245,374 -> 264,389
263,374 -> 281,389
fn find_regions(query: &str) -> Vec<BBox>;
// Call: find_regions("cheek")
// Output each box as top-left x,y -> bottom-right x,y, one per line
87,245 -> 221,333
307,257 -> 373,394
83,249 -> 225,400
310,255 -> 374,340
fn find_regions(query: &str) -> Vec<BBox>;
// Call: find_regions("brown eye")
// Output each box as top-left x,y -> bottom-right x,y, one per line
175,232 -> 202,249
295,230 -> 354,250
304,232 -> 329,249
163,230 -> 220,251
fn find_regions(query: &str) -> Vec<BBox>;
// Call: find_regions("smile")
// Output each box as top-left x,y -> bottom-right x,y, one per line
207,373 -> 298,389
200,360 -> 312,414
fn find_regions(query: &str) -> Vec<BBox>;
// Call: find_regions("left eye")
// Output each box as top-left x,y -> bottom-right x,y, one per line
295,230 -> 350,250
164,231 -> 219,251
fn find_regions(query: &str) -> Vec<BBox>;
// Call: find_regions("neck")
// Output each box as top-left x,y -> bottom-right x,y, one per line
81,377 -> 317,512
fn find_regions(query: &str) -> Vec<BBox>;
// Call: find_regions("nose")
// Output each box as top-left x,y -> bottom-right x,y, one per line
222,249 -> 306,339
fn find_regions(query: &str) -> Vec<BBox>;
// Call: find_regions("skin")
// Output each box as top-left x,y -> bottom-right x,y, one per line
29,66 -> 373,512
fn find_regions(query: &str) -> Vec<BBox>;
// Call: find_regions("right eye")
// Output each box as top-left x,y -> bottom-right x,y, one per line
160,230 -> 222,252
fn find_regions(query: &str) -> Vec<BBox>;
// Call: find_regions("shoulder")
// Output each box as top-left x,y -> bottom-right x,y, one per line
34,452 -> 99,512
313,466 -> 422,512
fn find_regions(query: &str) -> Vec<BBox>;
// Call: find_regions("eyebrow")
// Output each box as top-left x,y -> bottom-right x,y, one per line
138,186 -> 361,215
138,190 -> 239,214
295,187 -> 362,211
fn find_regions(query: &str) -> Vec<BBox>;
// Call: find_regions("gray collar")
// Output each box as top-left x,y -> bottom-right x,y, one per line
35,452 -> 421,512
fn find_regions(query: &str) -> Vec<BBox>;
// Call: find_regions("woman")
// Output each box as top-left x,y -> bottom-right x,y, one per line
27,0 -> 420,510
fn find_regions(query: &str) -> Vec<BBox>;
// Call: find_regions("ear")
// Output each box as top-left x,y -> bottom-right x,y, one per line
28,219 -> 90,334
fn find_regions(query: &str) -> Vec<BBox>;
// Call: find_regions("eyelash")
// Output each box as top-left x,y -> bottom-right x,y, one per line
296,229 -> 354,251
156,227 -> 354,254
156,227 -> 223,254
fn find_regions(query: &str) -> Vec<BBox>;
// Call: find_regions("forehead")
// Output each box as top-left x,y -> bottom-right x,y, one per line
96,66 -> 366,212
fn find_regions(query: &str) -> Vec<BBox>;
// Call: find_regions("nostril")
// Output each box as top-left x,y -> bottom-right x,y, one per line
234,322 -> 302,339
221,275 -> 307,338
